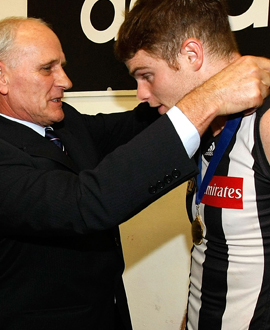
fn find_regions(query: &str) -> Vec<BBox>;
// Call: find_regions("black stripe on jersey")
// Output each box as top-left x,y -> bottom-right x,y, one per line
249,99 -> 270,330
198,128 -> 239,330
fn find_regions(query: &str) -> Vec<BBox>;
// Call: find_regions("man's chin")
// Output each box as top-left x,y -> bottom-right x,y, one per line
42,110 -> 65,126
158,105 -> 170,115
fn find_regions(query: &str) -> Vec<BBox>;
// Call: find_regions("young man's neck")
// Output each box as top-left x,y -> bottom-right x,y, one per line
209,52 -> 241,136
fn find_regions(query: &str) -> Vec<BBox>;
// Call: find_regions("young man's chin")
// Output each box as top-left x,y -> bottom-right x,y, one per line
158,104 -> 170,115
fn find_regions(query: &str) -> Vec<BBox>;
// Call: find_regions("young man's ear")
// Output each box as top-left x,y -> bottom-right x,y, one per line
180,38 -> 203,71
0,63 -> 9,94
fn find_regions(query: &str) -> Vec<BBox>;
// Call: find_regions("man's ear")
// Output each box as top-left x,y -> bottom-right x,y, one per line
0,62 -> 9,95
180,38 -> 203,71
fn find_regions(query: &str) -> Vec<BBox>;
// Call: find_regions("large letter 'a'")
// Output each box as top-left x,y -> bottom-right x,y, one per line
229,0 -> 269,31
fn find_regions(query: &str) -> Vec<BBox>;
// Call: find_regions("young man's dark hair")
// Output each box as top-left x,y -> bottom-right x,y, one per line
115,0 -> 238,68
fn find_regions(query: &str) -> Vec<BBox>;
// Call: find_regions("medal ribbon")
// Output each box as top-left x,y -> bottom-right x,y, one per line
196,114 -> 243,205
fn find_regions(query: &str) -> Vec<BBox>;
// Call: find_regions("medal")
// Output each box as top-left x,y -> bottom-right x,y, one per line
192,216 -> 203,245
192,206 -> 203,245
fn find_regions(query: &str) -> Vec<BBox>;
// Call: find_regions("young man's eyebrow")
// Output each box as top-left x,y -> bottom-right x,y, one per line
130,66 -> 149,77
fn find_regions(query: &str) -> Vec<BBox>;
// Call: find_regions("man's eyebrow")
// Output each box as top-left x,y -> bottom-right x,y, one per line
130,66 -> 149,77
40,59 -> 67,67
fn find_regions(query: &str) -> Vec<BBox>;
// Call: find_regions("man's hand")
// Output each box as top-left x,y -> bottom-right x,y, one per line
177,56 -> 270,136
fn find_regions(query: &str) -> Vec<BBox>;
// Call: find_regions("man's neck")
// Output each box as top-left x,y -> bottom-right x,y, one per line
208,53 -> 241,136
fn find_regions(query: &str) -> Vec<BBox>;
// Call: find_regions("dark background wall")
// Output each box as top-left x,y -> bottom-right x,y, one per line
27,0 -> 270,92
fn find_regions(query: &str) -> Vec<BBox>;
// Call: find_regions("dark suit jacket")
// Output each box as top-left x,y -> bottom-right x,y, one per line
0,102 -> 197,330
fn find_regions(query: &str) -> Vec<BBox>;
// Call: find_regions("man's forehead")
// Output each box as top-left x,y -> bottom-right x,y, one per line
16,21 -> 46,38
13,22 -> 65,61
126,50 -> 166,76
15,21 -> 58,48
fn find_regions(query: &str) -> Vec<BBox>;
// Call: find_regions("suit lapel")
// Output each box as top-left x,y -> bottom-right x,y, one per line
0,116 -> 79,173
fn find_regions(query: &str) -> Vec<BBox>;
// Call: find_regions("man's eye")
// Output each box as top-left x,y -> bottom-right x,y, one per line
42,66 -> 52,72
143,74 -> 152,81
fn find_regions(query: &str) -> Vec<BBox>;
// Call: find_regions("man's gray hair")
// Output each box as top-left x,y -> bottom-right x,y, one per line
0,17 -> 48,67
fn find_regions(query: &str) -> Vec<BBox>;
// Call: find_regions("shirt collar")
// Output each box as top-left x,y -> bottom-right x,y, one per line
0,113 -> 46,136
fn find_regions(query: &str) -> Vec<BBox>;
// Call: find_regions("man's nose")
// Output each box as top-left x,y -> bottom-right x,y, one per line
136,81 -> 150,102
56,68 -> 73,90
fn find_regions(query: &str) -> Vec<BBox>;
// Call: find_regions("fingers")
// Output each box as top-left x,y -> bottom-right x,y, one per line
247,55 -> 270,73
259,69 -> 270,88
239,55 -> 270,98
229,55 -> 270,109
260,79 -> 270,100
238,55 -> 270,72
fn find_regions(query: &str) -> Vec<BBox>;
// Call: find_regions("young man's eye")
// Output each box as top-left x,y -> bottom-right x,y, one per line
143,74 -> 152,81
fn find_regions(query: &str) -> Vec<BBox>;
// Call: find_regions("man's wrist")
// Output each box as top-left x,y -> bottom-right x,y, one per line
166,106 -> 200,157
176,83 -> 220,136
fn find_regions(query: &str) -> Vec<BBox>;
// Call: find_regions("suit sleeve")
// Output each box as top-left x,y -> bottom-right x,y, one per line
0,114 -> 198,236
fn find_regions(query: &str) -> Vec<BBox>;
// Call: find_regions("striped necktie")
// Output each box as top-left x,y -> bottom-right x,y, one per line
45,127 -> 66,153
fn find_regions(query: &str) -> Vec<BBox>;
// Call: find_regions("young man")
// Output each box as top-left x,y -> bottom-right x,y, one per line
115,0 -> 270,329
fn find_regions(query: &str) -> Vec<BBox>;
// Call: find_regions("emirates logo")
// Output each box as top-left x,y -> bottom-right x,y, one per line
202,176 -> 243,209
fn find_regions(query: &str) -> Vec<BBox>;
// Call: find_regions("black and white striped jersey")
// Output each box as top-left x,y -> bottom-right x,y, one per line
185,96 -> 270,330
